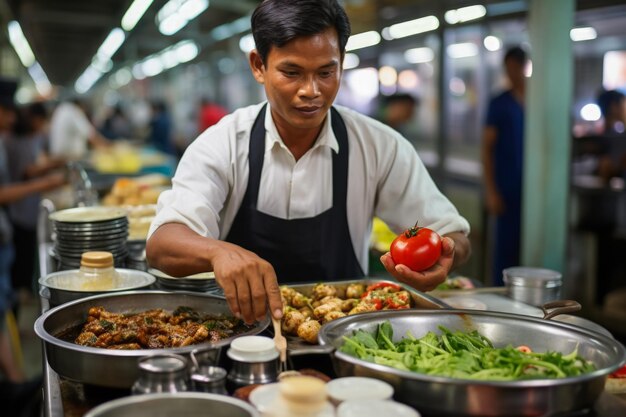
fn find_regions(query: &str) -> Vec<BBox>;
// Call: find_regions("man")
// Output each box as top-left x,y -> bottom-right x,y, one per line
481,46 -> 527,285
146,0 -> 471,324
49,99 -> 109,160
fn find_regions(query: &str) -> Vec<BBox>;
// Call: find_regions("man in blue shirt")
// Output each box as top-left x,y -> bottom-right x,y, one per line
482,47 -> 527,285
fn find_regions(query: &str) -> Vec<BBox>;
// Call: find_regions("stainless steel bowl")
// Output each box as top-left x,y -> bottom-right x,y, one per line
317,309 -> 626,417
84,392 -> 260,417
39,268 -> 156,307
34,290 -> 269,388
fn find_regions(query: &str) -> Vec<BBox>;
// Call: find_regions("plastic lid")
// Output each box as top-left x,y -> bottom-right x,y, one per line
327,377 -> 394,403
81,251 -> 114,268
337,399 -> 421,417
502,267 -> 562,288
227,336 -> 279,362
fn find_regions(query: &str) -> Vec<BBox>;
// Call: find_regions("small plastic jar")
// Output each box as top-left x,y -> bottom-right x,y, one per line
226,336 -> 279,388
78,251 -> 120,291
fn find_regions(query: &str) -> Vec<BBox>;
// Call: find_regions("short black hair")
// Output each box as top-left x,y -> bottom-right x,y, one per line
504,46 -> 527,65
597,89 -> 625,117
251,0 -> 351,64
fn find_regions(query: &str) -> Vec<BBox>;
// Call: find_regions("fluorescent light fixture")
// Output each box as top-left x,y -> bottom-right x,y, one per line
175,40 -> 199,63
447,42 -> 479,59
525,60 -> 532,77
343,53 -> 360,70
27,62 -> 52,95
398,70 -> 419,89
444,5 -> 486,25
379,66 -> 398,87
483,35 -> 502,51
97,28 -> 125,60
132,63 -> 146,80
142,56 -> 164,77
580,103 -> 601,121
75,65 -> 105,94
404,47 -> 434,64
121,0 -> 154,31
110,67 -> 132,88
157,0 -> 208,36
239,34 -> 256,54
160,49 -> 179,69
570,27 -> 597,42
346,31 -> 381,51
384,16 -> 439,40
8,21 -> 35,67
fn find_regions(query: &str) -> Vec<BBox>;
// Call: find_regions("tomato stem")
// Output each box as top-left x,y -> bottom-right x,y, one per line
404,221 -> 421,238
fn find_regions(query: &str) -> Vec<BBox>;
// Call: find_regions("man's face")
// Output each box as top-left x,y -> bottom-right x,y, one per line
249,27 -> 343,135
505,58 -> 526,88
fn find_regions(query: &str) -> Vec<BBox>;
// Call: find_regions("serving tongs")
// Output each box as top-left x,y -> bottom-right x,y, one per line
272,317 -> 288,373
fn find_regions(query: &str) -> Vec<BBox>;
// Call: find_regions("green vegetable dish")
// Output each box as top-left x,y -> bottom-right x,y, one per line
340,321 -> 595,380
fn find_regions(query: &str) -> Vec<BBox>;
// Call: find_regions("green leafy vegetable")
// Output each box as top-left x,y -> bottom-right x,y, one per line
339,321 -> 595,381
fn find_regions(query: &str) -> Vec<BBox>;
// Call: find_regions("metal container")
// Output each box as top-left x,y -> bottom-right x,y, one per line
227,335 -> 280,387
132,354 -> 189,395
34,290 -> 269,388
317,309 -> 626,417
503,267 -> 562,306
190,365 -> 228,394
39,268 -> 155,307
84,392 -> 260,417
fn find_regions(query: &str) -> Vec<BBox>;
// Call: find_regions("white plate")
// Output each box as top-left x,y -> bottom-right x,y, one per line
326,377 -> 394,403
50,206 -> 128,223
249,383 -> 280,413
337,399 -> 420,417
148,268 -> 215,280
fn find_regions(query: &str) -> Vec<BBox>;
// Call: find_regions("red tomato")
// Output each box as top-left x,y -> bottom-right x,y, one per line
390,225 -> 442,272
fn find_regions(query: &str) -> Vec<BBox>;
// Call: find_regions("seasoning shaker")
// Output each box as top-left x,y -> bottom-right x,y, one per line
131,354 -> 189,395
226,335 -> 279,388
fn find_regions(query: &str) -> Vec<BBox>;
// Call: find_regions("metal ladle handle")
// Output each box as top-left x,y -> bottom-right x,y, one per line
541,300 -> 582,320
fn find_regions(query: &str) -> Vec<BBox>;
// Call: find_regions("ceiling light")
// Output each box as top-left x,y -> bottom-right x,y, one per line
239,34 -> 255,54
175,40 -> 199,63
447,42 -> 479,59
75,66 -> 104,94
27,62 -> 52,95
384,16 -> 439,40
8,21 -> 35,67
343,53 -> 360,70
211,16 -> 251,41
160,49 -> 179,69
157,0 -> 209,36
121,0 -> 154,31
483,35 -> 502,51
398,70 -> 419,89
346,31 -> 381,51
379,66 -> 398,87
444,5 -> 486,25
404,47 -> 434,64
97,28 -> 125,60
142,56 -> 164,77
570,27 -> 597,42
580,103 -> 601,121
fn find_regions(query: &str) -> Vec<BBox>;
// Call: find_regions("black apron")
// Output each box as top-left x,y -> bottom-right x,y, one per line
225,104 -> 364,283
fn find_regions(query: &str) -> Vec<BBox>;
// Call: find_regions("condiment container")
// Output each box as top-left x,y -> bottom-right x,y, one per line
262,376 -> 334,417
326,377 -> 394,405
190,365 -> 228,395
227,336 -> 279,388
503,266 -> 562,306
132,354 -> 189,395
78,251 -> 120,291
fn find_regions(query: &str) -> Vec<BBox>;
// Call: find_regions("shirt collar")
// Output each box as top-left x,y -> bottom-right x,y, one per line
263,101 -> 339,154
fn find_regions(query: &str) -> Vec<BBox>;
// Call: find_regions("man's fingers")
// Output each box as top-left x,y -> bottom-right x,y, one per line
249,271 -> 268,321
218,277 -> 241,319
234,278 -> 255,324
263,272 -> 283,319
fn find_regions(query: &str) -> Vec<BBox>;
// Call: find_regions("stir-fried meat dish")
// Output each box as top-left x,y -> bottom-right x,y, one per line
75,306 -> 244,349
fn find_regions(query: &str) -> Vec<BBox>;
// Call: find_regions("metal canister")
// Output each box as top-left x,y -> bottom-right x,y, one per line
131,354 -> 189,395
503,266 -> 562,306
191,365 -> 228,394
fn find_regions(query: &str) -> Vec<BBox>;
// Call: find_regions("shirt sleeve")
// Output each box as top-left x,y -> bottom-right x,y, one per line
373,130 -> 471,237
147,123 -> 234,239
485,95 -> 500,128
72,105 -> 95,138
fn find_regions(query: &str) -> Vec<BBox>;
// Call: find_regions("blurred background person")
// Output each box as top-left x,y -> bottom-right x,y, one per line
49,99 -> 109,160
377,93 -> 418,136
147,100 -> 176,156
198,97 -> 227,133
5,102 -> 65,311
596,89 -> 626,182
481,46 -> 528,286
100,105 -> 132,140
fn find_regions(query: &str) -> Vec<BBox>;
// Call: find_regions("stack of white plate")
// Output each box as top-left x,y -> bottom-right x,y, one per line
148,268 -> 222,294
49,207 -> 129,270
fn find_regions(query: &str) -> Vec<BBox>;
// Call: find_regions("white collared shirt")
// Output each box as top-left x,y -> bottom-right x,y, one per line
149,102 -> 470,272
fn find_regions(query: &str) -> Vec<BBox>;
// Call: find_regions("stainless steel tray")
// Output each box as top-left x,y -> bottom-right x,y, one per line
282,278 -> 448,354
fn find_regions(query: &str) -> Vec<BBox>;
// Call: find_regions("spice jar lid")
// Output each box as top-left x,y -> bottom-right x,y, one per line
280,376 -> 327,405
81,251 -> 114,268
503,267 -> 562,288
227,335 -> 279,362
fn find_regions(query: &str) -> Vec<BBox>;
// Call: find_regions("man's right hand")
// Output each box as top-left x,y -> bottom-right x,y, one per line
211,242 -> 283,324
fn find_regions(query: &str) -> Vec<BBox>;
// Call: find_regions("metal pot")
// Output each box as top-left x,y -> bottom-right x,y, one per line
39,268 -> 156,307
316,309 -> 626,417
84,392 -> 260,417
34,290 -> 269,388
